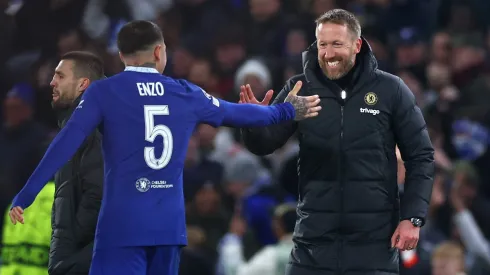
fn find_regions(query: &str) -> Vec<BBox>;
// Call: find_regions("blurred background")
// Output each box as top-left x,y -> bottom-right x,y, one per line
1,0 -> 490,274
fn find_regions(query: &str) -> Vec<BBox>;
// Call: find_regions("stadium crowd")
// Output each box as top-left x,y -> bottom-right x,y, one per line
1,0 -> 490,274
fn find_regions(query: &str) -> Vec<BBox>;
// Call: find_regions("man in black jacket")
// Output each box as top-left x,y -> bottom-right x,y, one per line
48,51 -> 105,275
239,9 -> 435,275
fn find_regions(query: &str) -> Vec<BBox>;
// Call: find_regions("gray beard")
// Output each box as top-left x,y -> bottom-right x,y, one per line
321,59 -> 355,80
325,69 -> 348,80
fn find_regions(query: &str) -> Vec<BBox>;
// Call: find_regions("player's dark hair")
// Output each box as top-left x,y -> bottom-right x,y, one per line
60,51 -> 105,81
315,9 -> 361,38
117,20 -> 164,55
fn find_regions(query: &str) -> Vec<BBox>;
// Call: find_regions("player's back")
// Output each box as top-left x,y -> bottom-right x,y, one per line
93,67 -> 200,248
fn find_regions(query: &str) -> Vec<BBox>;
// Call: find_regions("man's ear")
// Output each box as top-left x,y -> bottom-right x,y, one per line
119,52 -> 125,64
78,78 -> 90,92
154,44 -> 162,61
355,38 -> 362,54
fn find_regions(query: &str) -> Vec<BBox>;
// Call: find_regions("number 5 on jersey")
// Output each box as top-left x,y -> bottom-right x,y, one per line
144,105 -> 173,170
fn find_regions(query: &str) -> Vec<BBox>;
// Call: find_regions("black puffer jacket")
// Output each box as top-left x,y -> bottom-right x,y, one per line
49,96 -> 103,275
242,38 -> 434,274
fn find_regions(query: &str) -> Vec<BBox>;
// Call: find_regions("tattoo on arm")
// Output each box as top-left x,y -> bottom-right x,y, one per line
285,95 -> 309,121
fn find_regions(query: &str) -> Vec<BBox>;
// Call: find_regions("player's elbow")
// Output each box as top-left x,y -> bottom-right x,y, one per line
400,125 -> 434,160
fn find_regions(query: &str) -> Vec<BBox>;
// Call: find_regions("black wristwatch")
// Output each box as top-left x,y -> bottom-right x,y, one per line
410,217 -> 423,227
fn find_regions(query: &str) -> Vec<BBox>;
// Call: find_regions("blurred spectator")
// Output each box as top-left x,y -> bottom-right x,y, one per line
450,162 -> 490,263
410,169 -> 448,275
185,182 -> 229,263
179,225 -> 214,275
183,134 -> 223,192
431,241 -> 467,275
394,27 -> 428,83
213,25 -> 247,97
169,40 -> 199,79
430,32 -> 452,65
221,149 -> 270,208
217,203 -> 295,275
234,58 -> 272,102
188,59 -> 220,96
0,84 -> 49,241
245,0 -> 288,58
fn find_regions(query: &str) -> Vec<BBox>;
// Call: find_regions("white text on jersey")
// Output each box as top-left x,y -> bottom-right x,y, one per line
137,82 -> 165,96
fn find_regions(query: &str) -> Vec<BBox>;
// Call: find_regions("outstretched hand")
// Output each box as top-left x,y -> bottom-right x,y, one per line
239,81 -> 321,121
284,81 -> 321,121
239,84 -> 273,106
9,206 -> 24,225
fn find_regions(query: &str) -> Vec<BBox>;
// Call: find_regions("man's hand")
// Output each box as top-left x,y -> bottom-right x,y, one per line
239,81 -> 321,120
391,220 -> 419,251
239,84 -> 273,106
284,81 -> 321,121
9,206 -> 24,225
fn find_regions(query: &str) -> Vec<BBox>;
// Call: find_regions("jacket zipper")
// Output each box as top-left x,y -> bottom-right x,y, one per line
338,90 -> 346,273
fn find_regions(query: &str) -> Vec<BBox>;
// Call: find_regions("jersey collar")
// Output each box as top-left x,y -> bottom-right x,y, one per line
124,66 -> 160,74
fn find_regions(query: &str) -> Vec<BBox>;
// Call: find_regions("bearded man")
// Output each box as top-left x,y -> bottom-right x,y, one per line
239,9 -> 435,275
48,51 -> 105,275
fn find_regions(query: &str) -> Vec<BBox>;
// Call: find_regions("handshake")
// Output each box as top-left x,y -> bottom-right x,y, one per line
238,81 -> 322,121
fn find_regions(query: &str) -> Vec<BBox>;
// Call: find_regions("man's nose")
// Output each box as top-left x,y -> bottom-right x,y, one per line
324,49 -> 336,59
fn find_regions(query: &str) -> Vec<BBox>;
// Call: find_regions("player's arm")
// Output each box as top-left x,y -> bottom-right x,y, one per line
10,84 -> 103,217
219,100 -> 296,126
194,88 -> 296,127
182,79 -> 319,128
241,79 -> 301,155
393,78 -> 435,225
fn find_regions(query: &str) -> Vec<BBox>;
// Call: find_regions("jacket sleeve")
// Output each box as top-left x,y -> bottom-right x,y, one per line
241,79 -> 298,156
393,78 -> 435,223
76,131 -> 104,243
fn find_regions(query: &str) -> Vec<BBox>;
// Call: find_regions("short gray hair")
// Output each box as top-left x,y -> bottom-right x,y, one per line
315,9 -> 361,39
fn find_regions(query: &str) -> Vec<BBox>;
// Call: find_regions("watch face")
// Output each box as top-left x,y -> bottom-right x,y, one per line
411,218 -> 422,227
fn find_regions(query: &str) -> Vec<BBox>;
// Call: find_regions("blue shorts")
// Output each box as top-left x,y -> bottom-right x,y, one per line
89,245 -> 182,275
